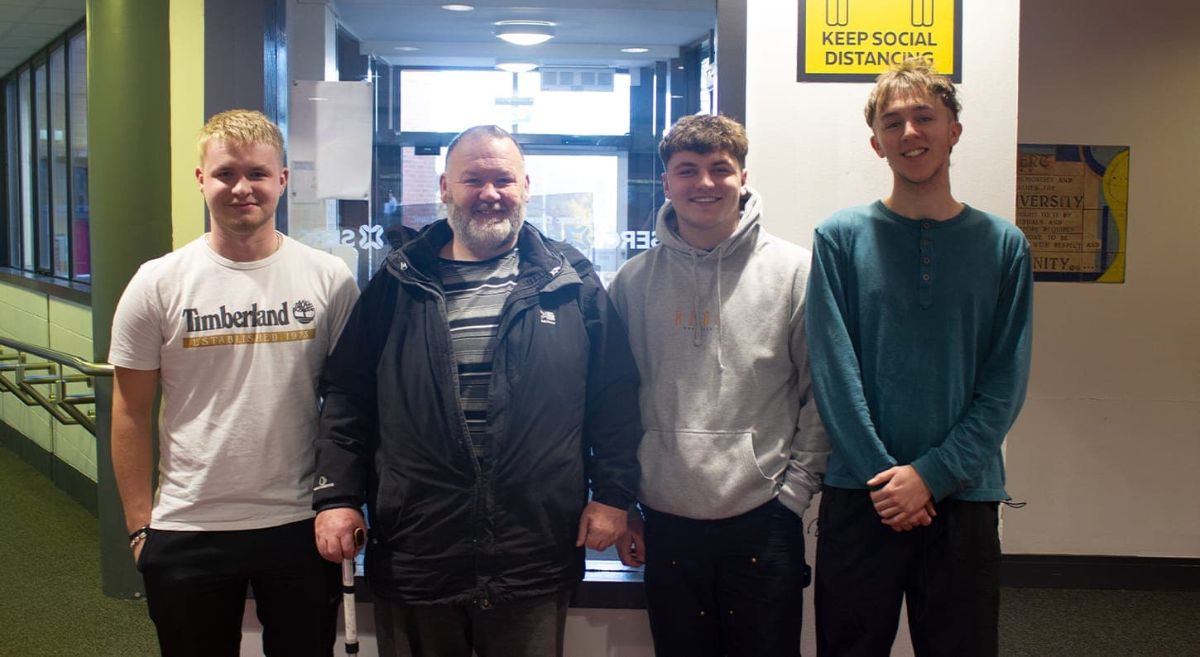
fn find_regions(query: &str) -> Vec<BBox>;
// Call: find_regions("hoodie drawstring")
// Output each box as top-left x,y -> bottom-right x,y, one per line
689,246 -> 727,371
714,247 -> 725,371
690,250 -> 703,348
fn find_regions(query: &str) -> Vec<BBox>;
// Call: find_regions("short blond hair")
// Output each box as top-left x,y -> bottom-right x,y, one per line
197,109 -> 285,164
865,57 -> 960,127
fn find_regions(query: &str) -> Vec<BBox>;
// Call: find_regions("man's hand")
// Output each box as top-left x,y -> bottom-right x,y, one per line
315,508 -> 367,562
131,538 -> 146,566
576,501 -> 627,551
615,508 -> 646,567
867,465 -> 935,531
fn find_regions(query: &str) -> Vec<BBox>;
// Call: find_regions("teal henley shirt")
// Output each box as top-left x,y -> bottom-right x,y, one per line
806,201 -> 1033,501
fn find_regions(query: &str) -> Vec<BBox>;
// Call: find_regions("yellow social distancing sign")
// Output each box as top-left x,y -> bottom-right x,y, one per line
797,0 -> 962,82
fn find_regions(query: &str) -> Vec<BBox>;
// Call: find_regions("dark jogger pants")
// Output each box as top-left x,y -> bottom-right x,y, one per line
643,498 -> 810,657
815,486 -> 1001,657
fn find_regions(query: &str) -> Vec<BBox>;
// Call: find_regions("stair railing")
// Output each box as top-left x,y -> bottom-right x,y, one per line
0,336 -> 112,436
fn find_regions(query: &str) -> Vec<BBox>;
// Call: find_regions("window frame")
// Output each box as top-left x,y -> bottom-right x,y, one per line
1,21 -> 89,291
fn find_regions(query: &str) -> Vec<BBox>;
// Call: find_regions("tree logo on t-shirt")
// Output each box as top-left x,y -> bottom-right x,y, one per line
292,299 -> 316,325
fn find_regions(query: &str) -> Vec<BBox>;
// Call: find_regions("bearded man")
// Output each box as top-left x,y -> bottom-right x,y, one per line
311,125 -> 642,657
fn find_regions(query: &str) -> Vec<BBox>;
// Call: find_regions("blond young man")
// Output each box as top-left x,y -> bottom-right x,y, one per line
609,114 -> 828,657
110,109 -> 359,657
807,59 -> 1033,657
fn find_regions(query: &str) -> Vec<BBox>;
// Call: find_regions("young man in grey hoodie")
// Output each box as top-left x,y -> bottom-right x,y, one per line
610,114 -> 829,657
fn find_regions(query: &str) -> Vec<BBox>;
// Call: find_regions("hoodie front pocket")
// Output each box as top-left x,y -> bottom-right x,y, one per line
638,429 -> 774,518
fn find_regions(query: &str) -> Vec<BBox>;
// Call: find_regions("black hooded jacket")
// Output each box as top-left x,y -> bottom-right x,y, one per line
313,220 -> 642,605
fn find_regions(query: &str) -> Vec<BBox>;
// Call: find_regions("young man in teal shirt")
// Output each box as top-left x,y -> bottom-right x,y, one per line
807,59 -> 1033,657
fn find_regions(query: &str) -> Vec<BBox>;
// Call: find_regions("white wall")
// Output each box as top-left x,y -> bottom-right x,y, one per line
745,0 -> 1020,248
1002,0 -> 1200,557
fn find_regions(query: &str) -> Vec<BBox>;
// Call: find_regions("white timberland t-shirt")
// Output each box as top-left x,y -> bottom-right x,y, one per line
109,234 -> 359,531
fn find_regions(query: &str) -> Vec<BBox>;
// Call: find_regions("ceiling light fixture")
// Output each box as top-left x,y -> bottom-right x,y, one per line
620,47 -> 650,54
494,20 -> 556,46
393,45 -> 420,51
441,4 -> 474,11
496,62 -> 538,73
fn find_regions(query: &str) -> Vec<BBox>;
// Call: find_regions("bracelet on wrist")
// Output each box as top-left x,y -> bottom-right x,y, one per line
128,525 -> 150,550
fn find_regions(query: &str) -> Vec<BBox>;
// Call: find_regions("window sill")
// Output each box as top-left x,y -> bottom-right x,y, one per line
0,268 -> 90,305
338,559 -> 647,610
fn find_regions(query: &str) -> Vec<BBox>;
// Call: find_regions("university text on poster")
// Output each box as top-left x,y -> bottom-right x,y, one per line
1016,145 -> 1129,283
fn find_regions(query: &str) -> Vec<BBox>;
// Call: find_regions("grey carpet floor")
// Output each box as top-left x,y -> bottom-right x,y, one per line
1000,587 -> 1200,656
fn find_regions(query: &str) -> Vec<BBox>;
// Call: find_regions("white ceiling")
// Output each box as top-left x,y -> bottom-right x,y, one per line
0,0 -> 84,77
0,0 -> 716,78
332,0 -> 716,69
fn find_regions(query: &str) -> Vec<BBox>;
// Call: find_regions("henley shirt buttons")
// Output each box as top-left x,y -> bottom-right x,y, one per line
922,256 -> 931,264
922,221 -> 932,229
922,273 -> 931,282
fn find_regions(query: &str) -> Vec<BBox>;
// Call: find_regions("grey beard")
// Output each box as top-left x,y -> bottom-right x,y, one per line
447,202 -> 525,254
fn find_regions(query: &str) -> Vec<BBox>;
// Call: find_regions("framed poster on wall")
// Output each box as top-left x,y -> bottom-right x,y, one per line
1016,144 -> 1130,283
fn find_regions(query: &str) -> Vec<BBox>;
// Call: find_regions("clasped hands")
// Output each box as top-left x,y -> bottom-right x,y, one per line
868,465 -> 936,532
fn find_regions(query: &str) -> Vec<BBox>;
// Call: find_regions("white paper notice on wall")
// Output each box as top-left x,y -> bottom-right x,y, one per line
289,80 -> 372,201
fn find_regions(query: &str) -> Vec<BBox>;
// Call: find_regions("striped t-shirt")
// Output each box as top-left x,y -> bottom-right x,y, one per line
439,249 -> 520,461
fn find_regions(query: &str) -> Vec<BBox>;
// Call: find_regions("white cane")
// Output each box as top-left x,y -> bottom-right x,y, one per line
341,526 -> 366,655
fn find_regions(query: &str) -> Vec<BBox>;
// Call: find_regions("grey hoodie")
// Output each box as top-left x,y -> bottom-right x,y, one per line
609,187 -> 829,520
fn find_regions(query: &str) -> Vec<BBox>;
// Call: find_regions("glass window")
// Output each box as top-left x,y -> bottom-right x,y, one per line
1,24 -> 90,284
399,69 -> 631,136
399,70 -> 515,133
18,68 -> 33,269
68,32 -> 88,280
50,47 -> 69,278
34,62 -> 50,274
387,146 -> 631,286
4,80 -> 19,267
515,72 -> 631,136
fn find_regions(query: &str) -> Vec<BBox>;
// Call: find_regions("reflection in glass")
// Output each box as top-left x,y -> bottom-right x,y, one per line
4,81 -> 19,267
69,33 -> 89,280
19,69 -> 33,269
50,47 -> 68,278
35,63 -> 49,273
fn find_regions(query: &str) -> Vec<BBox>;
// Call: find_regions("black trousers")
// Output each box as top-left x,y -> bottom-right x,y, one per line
138,518 -> 340,657
815,487 -> 1000,657
643,499 -> 810,657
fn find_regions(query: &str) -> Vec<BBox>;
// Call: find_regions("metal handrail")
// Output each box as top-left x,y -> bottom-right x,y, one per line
0,336 -> 113,376
0,335 -> 112,436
